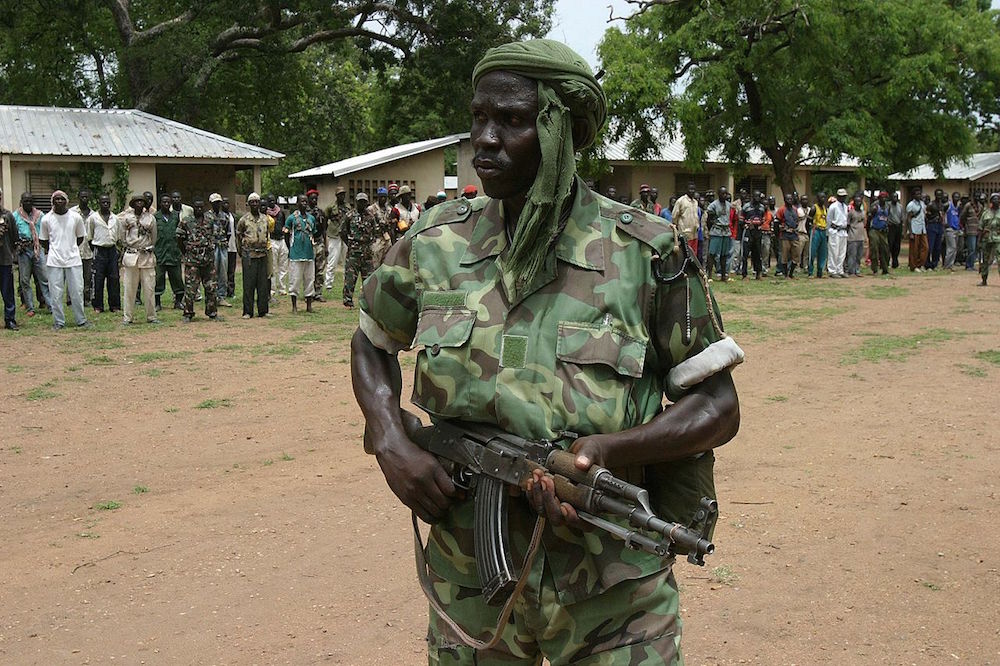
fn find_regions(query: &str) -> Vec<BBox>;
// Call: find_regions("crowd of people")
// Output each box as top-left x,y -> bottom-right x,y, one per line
620,182 -> 1000,284
0,182 -> 483,331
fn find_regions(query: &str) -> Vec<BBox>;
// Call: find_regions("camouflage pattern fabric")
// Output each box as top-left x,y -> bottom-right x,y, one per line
630,199 -> 656,215
428,558 -> 681,665
361,178 -> 727,604
176,213 -> 216,266
343,248 -> 374,306
182,261 -> 218,318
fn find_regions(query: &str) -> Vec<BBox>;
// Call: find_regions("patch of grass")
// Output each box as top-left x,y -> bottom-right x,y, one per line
94,500 -> 122,511
85,354 -> 116,366
92,337 -> 126,350
66,365 -> 81,372
765,395 -> 789,403
262,459 -> 274,466
163,406 -> 180,413
864,285 -> 909,300
291,331 -> 324,343
205,343 -> 244,353
133,485 -> 149,494
280,452 -> 295,461
957,364 -> 987,378
841,329 -> 966,365
272,344 -> 302,357
771,305 -> 846,321
976,350 -> 1000,365
921,580 -> 941,591
132,350 -> 186,363
9,445 -> 23,454
711,565 -> 740,586
6,364 -> 25,373
143,368 -> 166,377
196,398 -> 233,409
26,383 -> 59,401
77,532 -> 100,539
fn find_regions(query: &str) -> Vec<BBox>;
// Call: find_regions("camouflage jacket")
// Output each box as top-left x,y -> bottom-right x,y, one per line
309,205 -> 327,243
203,209 -> 230,249
328,203 -> 351,237
360,178 -> 733,605
981,207 -> 1000,244
176,212 -> 216,265
345,206 -> 379,252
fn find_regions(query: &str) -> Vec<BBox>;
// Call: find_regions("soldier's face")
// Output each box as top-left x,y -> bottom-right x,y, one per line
159,195 -> 170,211
249,201 -> 260,214
308,194 -> 318,207
172,192 -> 182,207
470,71 -> 541,202
193,201 -> 204,215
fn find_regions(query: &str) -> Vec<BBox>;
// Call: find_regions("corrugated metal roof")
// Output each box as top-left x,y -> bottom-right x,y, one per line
289,134 -> 465,179
602,133 -> 858,169
0,105 -> 283,162
889,152 -> 1000,181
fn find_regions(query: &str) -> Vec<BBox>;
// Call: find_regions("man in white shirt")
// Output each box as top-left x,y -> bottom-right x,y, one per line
826,188 -> 850,278
672,181 -> 701,256
38,190 -> 92,330
88,193 -> 120,312
69,189 -> 96,307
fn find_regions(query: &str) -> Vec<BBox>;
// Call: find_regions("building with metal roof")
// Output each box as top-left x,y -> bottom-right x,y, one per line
0,105 -> 283,211
889,152 -> 1000,201
288,133 -> 476,209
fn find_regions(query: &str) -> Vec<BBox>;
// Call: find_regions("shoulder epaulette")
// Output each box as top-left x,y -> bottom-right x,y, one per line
407,196 -> 485,237
597,195 -> 680,258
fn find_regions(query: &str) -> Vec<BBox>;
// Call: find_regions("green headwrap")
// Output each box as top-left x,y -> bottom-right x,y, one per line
472,39 -> 607,292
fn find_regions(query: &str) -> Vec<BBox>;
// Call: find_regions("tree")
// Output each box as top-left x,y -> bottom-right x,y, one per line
599,0 -> 1000,196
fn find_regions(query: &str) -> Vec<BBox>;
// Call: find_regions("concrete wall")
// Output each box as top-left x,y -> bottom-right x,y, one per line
155,164 -> 237,207
300,149 -> 447,211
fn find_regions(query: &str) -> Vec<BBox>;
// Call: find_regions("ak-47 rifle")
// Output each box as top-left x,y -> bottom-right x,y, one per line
403,419 -> 718,605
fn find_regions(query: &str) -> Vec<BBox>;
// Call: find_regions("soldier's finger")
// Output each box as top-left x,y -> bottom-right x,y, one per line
431,464 -> 457,499
540,477 -> 564,526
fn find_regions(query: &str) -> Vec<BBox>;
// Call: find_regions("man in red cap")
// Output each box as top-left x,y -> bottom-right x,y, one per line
630,183 -> 655,213
461,185 -> 478,200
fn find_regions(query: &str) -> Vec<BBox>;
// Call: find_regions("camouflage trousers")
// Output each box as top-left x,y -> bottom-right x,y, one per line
342,250 -> 373,306
182,262 -> 218,318
427,555 -> 682,666
313,238 -> 327,294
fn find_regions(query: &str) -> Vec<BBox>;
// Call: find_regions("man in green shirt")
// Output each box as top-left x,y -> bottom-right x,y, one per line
283,193 -> 316,312
352,39 -> 741,665
153,194 -> 184,310
978,192 -> 1000,286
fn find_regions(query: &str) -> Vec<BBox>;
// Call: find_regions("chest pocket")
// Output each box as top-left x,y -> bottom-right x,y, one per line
411,299 -> 477,418
554,321 -> 648,433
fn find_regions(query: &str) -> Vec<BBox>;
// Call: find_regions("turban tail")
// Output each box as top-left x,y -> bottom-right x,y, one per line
472,39 -> 607,293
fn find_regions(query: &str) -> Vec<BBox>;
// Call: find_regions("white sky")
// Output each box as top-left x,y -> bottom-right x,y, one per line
545,0 -> 633,71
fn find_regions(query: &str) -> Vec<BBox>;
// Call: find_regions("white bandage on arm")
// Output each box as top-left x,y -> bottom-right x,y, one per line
359,309 -> 408,355
667,336 -> 745,395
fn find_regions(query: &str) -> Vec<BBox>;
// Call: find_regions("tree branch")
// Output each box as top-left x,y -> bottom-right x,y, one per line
103,0 -> 194,46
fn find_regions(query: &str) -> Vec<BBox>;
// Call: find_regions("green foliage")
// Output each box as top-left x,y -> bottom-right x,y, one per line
600,0 -> 1000,194
976,350 -> 1000,365
841,329 -> 965,365
79,163 -> 106,197
196,398 -> 232,409
112,163 -> 130,212
94,500 -> 122,511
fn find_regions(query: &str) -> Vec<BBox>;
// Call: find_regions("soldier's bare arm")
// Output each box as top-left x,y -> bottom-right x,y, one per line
350,329 -> 457,524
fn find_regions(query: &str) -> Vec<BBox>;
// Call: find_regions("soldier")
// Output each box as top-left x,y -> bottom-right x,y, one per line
978,192 -> 1000,286
461,185 -> 478,200
630,183 -> 655,213
69,189 -> 95,307
0,189 -> 18,330
284,193 -> 316,313
369,187 -> 393,267
306,189 -> 328,301
222,197 -> 238,297
352,39 -> 741,665
205,193 -> 232,308
235,193 -> 271,318
342,192 -> 376,309
176,196 -> 219,322
389,185 -> 420,237
118,193 -> 160,325
153,194 -> 184,310
324,187 -> 349,290
266,193 -> 289,299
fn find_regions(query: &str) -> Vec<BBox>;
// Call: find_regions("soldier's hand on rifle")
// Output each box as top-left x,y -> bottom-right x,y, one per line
524,435 -> 604,528
374,426 -> 457,525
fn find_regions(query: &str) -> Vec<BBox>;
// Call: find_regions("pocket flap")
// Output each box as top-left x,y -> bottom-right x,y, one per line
412,307 -> 476,349
556,322 -> 647,378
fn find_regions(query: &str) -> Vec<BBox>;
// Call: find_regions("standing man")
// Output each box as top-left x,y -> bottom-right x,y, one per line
170,190 -> 193,219
70,189 -> 95,307
807,191 -> 828,278
672,181 -> 701,257
284,193 -> 316,313
390,185 -> 420,238
118,193 -> 159,325
630,183 -> 655,213
796,194 -> 811,272
324,187 -> 350,290
846,192 -> 866,277
979,192 -> 1000,286
761,195 -> 776,275
705,187 -> 732,281
924,189 -> 946,270
961,192 -> 983,272
868,191 -> 891,275
88,193 -> 120,313
777,193 -> 800,278
826,189 -> 849,278
205,193 -> 232,308
740,191 -> 766,279
222,197 -> 238,297
235,193 -> 271,318
943,191 -> 962,271
153,194 -> 184,310
307,189 -> 328,301
886,191 -> 904,269
0,189 -> 19,330
905,188 -> 928,272
462,185 -> 478,200
266,193 -> 289,299
13,192 -> 49,315
342,192 -> 376,309
176,197 -> 220,322
650,187 -> 663,215
38,191 -> 91,330
368,187 -> 394,267
353,39 -> 741,664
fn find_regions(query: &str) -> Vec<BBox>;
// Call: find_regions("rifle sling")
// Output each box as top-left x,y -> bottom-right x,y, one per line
411,511 -> 546,651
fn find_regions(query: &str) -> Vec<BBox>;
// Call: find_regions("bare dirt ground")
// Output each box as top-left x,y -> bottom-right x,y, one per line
2,264 -> 999,665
